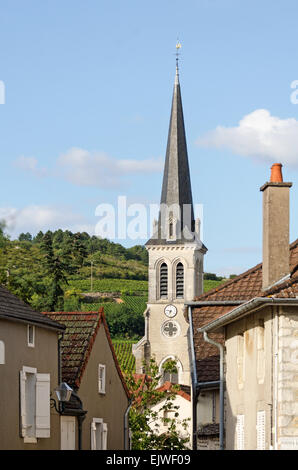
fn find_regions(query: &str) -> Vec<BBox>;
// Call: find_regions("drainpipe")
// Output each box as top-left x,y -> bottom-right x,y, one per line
188,306 -> 198,450
124,400 -> 133,450
202,331 -> 224,450
274,307 -> 279,450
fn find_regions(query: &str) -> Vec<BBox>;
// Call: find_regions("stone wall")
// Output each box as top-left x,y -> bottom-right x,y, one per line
278,308 -> 298,450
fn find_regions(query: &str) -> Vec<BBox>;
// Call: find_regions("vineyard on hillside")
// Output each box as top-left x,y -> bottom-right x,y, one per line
112,340 -> 136,373
69,278 -> 148,294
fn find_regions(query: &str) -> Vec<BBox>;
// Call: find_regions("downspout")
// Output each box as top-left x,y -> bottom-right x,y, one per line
188,306 -> 198,450
124,400 -> 133,450
274,307 -> 279,450
203,331 -> 224,450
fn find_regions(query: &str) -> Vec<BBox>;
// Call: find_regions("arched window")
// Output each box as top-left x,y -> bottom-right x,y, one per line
176,262 -> 184,298
162,360 -> 178,384
160,263 -> 168,298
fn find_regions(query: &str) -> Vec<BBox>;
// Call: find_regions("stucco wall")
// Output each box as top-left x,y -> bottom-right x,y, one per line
224,307 -> 273,450
277,307 -> 298,450
149,394 -> 191,447
78,324 -> 129,450
0,319 -> 60,450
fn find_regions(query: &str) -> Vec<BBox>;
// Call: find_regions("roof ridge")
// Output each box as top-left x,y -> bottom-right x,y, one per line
75,309 -> 103,388
101,309 -> 131,399
263,274 -> 298,297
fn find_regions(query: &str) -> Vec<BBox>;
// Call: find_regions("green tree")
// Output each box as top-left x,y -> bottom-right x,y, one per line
126,358 -> 190,450
40,231 -> 71,310
18,232 -> 32,242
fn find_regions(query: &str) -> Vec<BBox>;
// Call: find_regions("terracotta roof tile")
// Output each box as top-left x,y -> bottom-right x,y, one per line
156,381 -> 191,401
43,309 -> 130,398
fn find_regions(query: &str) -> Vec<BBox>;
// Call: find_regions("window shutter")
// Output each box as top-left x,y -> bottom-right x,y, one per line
0,341 -> 5,364
102,423 -> 108,450
236,414 -> 245,450
257,411 -> 266,450
91,421 -> 96,450
35,373 -> 50,438
20,371 -> 27,437
160,263 -> 168,298
176,263 -> 184,298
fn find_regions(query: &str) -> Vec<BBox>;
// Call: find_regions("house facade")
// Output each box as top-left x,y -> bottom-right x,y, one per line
192,163 -> 298,450
44,308 -> 130,450
0,285 -> 65,450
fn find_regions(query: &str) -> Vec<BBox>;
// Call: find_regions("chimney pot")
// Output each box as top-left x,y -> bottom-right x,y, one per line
270,163 -> 283,183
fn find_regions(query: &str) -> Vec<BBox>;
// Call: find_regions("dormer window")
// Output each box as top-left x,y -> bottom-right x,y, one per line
160,263 -> 168,298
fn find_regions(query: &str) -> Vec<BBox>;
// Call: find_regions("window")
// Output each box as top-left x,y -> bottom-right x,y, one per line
160,263 -> 168,298
19,366 -> 50,442
163,368 -> 178,384
257,411 -> 266,450
161,358 -> 179,385
176,262 -> 184,298
91,418 -> 108,450
27,325 -> 35,348
98,364 -> 106,394
0,341 -> 4,364
161,320 -> 180,339
236,414 -> 245,450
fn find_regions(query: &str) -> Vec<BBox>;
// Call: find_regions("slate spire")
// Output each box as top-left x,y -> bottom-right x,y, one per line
160,64 -> 194,220
146,63 -> 195,245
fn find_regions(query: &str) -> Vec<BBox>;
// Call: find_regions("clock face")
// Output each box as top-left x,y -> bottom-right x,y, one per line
164,304 -> 177,318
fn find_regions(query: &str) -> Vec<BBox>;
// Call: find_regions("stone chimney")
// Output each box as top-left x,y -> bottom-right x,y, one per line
260,163 -> 292,290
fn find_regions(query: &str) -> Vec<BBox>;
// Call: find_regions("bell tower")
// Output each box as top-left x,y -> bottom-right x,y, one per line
133,59 -> 207,386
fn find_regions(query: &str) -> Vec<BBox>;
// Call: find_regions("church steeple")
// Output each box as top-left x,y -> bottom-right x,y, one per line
147,62 -> 195,245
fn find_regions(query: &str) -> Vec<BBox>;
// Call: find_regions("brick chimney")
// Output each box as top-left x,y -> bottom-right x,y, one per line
260,163 -> 292,290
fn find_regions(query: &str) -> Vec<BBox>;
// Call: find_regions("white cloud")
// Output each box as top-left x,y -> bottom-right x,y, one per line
0,205 -> 94,238
14,156 -> 48,177
196,109 -> 298,167
58,147 -> 163,188
14,147 -> 163,189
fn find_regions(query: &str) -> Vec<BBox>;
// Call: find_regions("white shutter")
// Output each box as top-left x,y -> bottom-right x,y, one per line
257,411 -> 266,450
102,422 -> 108,450
91,421 -> 97,450
35,373 -> 50,438
0,341 -> 5,364
20,371 -> 27,437
236,414 -> 245,450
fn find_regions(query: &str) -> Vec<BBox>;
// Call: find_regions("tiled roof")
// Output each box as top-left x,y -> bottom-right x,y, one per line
194,238 -> 298,303
43,309 -> 130,398
197,423 -> 219,437
0,285 -> 65,331
192,239 -> 298,383
156,381 -> 191,401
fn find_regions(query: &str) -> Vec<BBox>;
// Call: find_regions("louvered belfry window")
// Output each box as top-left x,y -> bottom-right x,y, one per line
160,263 -> 168,298
176,262 -> 184,298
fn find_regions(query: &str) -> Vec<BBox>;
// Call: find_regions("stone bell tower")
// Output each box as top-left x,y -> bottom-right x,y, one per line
133,61 -> 207,386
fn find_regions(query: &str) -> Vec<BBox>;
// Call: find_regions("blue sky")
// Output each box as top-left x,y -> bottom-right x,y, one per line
0,0 -> 298,276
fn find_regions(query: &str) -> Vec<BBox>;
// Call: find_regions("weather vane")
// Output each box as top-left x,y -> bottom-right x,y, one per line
176,39 -> 182,69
